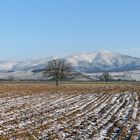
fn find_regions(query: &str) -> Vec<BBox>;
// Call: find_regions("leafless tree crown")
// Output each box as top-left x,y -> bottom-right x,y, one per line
44,59 -> 72,85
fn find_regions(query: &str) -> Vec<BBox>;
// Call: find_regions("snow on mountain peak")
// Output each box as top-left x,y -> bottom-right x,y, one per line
0,51 -> 140,80
66,50 -> 140,72
66,50 -> 117,66
0,61 -> 18,71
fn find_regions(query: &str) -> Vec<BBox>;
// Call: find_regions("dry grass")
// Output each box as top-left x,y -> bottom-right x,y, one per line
0,82 -> 139,94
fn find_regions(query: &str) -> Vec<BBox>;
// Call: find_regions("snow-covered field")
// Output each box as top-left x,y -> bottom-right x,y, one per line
0,84 -> 140,140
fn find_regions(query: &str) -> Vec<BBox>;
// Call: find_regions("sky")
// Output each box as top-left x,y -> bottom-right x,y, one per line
0,0 -> 140,60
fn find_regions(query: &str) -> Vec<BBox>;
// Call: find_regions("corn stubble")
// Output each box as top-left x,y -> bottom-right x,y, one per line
0,83 -> 140,140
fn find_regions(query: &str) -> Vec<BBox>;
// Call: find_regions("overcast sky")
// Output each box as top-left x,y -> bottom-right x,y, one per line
0,0 -> 140,60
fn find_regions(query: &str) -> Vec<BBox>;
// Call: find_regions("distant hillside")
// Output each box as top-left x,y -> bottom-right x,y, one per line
66,51 -> 140,73
0,51 -> 140,81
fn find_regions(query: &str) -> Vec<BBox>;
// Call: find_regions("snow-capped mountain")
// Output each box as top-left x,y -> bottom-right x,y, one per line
0,57 -> 55,72
66,50 -> 140,72
0,50 -> 140,80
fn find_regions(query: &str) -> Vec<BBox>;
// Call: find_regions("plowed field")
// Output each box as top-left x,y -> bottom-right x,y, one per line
0,83 -> 140,140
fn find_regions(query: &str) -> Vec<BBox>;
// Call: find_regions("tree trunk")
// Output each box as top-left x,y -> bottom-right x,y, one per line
56,79 -> 59,86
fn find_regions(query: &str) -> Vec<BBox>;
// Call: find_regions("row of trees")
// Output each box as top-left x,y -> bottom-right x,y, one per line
44,59 -> 112,86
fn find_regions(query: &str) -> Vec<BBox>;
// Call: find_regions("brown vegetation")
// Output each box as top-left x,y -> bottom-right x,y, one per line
0,83 -> 140,139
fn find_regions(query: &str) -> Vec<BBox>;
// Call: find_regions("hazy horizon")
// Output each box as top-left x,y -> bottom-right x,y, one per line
0,0 -> 140,60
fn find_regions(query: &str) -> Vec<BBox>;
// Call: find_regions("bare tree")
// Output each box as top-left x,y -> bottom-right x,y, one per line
100,72 -> 111,83
44,59 -> 72,86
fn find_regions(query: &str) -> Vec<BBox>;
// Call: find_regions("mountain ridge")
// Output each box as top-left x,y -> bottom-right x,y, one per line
0,50 -> 140,81
0,50 -> 140,72
66,51 -> 140,72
